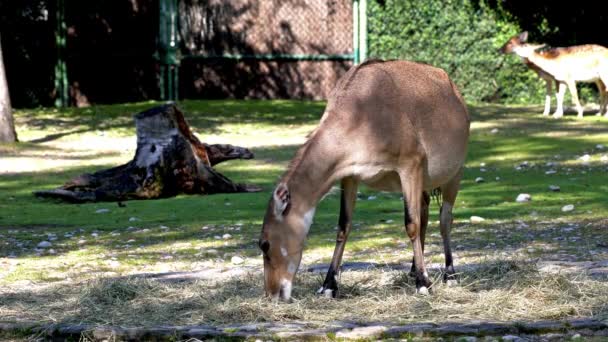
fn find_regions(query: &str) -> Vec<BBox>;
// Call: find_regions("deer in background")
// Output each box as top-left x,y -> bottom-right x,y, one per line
500,31 -> 608,118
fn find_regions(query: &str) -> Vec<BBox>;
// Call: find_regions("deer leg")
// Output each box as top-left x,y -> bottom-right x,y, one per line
596,80 -> 607,116
318,176 -> 359,298
565,80 -> 584,118
553,82 -> 567,118
542,78 -> 553,116
399,167 -> 431,294
409,191 -> 430,277
439,169 -> 463,285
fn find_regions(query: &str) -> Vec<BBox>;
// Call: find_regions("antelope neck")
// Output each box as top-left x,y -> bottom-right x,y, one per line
283,137 -> 340,217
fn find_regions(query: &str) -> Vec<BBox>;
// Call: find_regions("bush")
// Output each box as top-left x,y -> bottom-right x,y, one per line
368,0 -> 548,104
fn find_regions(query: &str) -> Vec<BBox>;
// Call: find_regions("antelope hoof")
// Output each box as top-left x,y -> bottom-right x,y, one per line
415,273 -> 432,295
444,273 -> 458,286
317,286 -> 337,298
553,113 -> 563,118
416,286 -> 430,295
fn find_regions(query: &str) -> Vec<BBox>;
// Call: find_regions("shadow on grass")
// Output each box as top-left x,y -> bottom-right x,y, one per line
15,99 -> 326,144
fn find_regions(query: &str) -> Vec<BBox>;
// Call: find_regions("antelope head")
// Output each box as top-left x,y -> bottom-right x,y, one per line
499,31 -> 528,54
259,183 -> 315,301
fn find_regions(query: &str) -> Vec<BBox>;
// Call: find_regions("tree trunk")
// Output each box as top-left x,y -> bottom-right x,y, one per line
0,33 -> 18,143
34,104 -> 261,202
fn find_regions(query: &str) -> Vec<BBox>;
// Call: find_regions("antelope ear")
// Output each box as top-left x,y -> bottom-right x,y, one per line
519,31 -> 529,42
273,183 -> 291,218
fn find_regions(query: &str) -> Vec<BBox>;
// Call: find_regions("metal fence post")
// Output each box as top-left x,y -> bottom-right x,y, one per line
359,0 -> 367,63
352,0 -> 359,64
353,0 -> 367,65
158,0 -> 179,101
54,0 -> 68,107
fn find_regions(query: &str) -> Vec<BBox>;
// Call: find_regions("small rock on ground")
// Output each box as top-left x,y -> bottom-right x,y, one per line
516,193 -> 531,202
37,241 -> 52,248
562,204 -> 575,212
231,256 -> 245,265
470,216 -> 485,224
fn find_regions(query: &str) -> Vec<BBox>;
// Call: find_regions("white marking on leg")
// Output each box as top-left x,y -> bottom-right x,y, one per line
423,271 -> 429,279
302,208 -> 316,235
323,289 -> 334,298
280,278 -> 292,300
416,286 -> 429,295
287,262 -> 297,274
280,246 -> 288,257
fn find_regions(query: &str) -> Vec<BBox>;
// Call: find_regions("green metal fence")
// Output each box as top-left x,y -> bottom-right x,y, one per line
52,0 -> 368,106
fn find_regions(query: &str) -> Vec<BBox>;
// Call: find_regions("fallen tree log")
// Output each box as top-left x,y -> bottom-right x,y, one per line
34,103 -> 261,202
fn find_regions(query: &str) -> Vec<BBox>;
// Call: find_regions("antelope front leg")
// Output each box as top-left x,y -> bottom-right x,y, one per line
318,177 -> 358,298
553,82 -> 567,118
399,169 -> 431,294
542,78 -> 553,116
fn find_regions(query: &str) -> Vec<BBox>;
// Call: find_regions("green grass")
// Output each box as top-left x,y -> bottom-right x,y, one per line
1,100 -> 608,328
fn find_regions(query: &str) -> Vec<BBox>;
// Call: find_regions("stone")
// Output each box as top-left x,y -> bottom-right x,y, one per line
222,234 -> 232,240
367,195 -> 377,200
545,170 -> 557,175
475,177 -> 485,183
231,256 -> 245,265
335,325 -> 388,339
95,208 -> 110,214
562,204 -> 575,212
491,128 -> 499,134
129,217 -> 139,222
470,216 -> 485,224
579,154 -> 591,163
597,144 -> 605,150
516,193 -> 531,202
37,241 -> 52,248
549,185 -> 561,192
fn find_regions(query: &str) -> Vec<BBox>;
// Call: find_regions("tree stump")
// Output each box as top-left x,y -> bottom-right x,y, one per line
34,103 -> 261,202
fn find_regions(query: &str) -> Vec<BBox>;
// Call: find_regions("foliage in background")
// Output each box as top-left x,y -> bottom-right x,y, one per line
368,0 -> 597,104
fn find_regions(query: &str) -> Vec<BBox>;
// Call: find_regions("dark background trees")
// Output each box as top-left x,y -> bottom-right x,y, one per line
1,0 -> 607,108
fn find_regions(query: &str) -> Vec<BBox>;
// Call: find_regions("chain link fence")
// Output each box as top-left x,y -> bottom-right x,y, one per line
2,0 -> 362,107
172,0 -> 357,100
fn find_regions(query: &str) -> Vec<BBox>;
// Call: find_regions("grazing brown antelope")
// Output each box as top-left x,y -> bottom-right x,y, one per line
500,31 -> 608,118
258,59 -> 470,301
